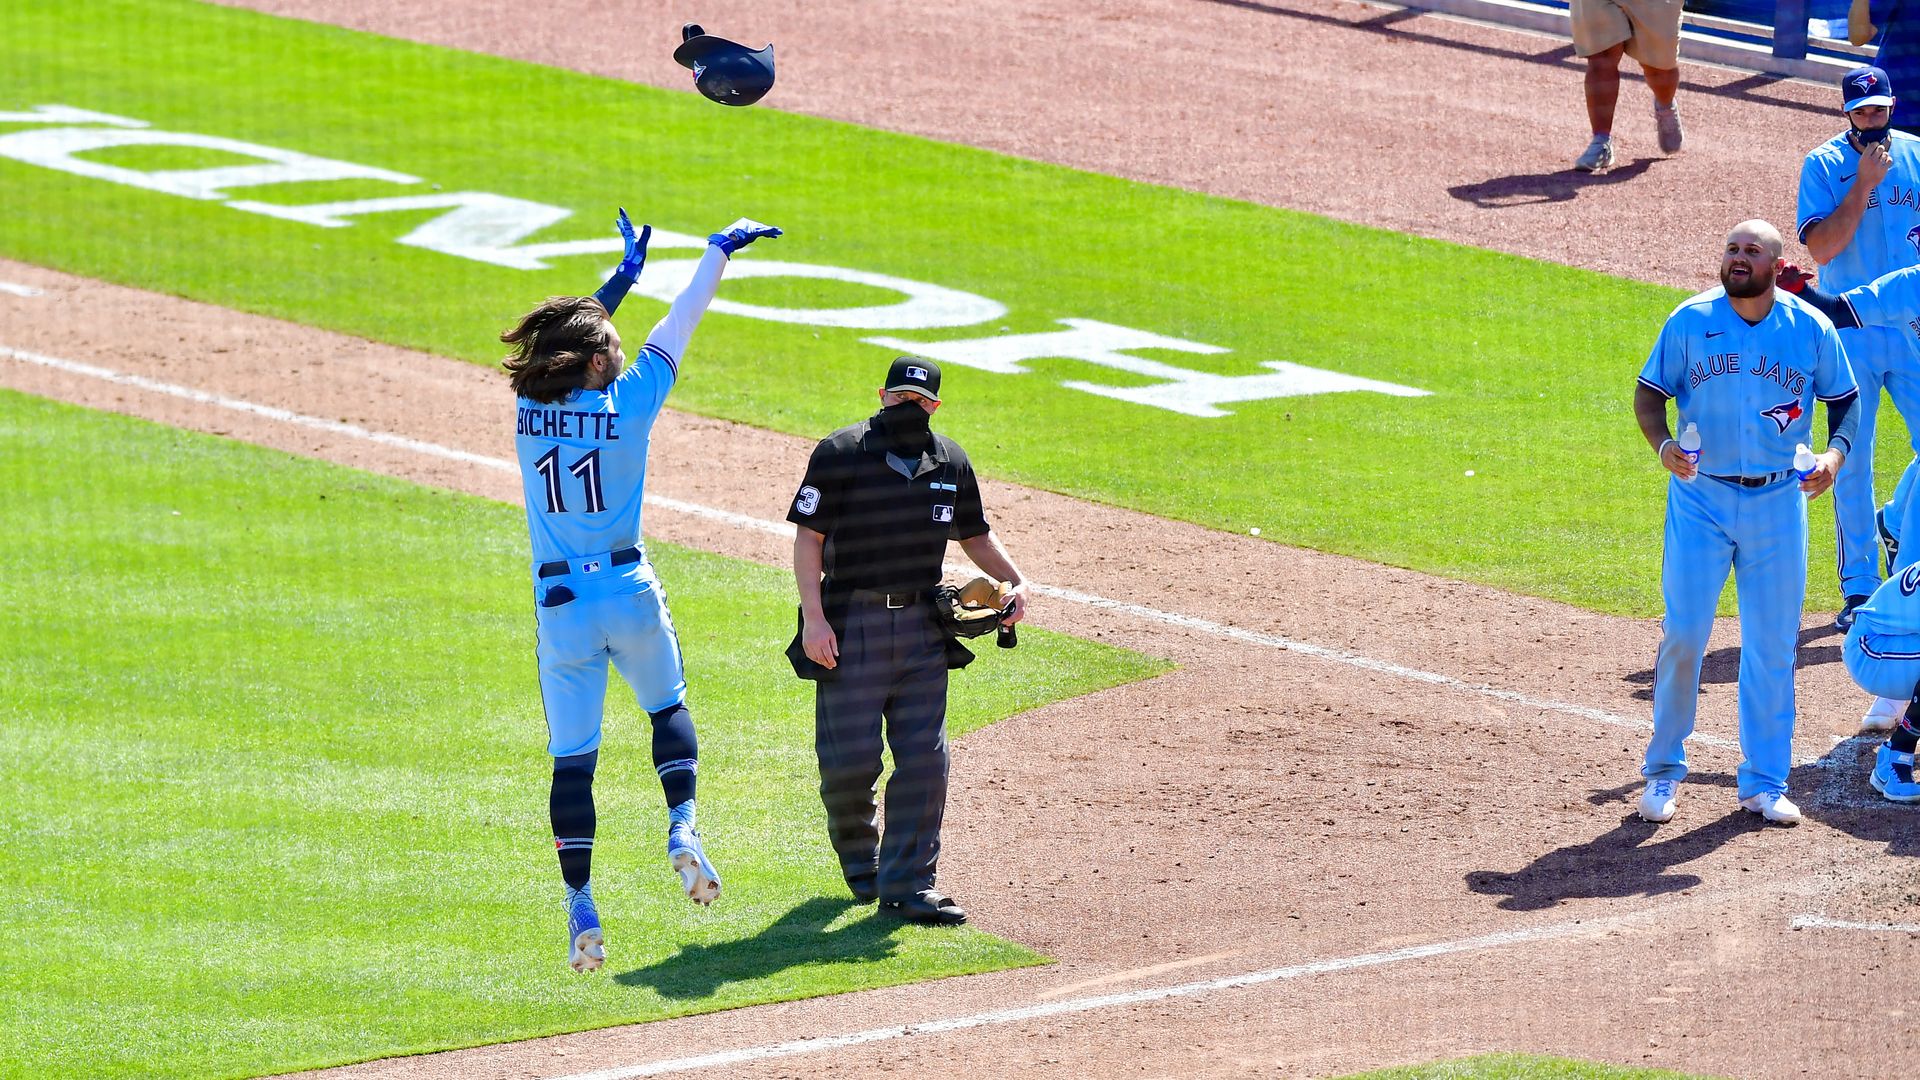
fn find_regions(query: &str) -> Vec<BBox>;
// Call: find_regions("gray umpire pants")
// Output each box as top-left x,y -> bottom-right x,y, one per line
815,593 -> 951,901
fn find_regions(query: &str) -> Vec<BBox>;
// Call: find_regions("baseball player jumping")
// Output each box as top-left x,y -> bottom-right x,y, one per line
502,208 -> 780,972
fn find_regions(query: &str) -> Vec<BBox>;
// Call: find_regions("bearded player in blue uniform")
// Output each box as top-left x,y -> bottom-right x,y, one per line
1632,220 -> 1859,828
1797,66 -> 1920,632
502,209 -> 780,972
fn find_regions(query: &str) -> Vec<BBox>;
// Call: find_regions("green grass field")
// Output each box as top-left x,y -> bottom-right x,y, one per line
0,389 -> 1170,1079
1340,1056 -> 1712,1079
0,0 -> 1895,617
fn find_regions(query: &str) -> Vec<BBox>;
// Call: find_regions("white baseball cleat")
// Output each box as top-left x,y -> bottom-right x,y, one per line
1739,791 -> 1803,825
1863,696 -> 1905,733
668,822 -> 722,907
1637,778 -> 1678,823
566,886 -> 605,973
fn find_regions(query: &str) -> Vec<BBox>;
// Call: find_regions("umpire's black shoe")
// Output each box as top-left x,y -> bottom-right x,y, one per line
846,875 -> 879,904
882,890 -> 967,925
1837,593 -> 1871,632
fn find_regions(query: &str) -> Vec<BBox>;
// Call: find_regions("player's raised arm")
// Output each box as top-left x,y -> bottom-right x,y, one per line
638,218 -> 782,376
592,208 -> 650,318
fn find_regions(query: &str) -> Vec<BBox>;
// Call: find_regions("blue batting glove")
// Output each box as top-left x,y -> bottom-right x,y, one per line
708,218 -> 781,256
617,208 -> 650,274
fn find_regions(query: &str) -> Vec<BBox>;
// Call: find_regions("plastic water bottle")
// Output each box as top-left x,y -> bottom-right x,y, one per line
1677,423 -> 1701,483
1795,443 -> 1818,481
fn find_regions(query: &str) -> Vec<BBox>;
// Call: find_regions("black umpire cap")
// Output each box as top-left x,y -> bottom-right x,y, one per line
674,24 -> 776,107
885,356 -> 941,402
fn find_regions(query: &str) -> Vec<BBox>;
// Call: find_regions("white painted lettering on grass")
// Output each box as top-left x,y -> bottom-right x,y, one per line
871,318 -> 1429,417
0,104 -> 1430,414
0,343 -> 1702,752
548,916 -> 1614,1080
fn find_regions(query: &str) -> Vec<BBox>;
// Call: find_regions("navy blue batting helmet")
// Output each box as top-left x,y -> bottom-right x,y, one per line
673,24 -> 775,107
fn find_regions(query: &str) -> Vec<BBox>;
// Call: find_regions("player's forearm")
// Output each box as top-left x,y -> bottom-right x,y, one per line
1827,390 -> 1862,456
591,262 -> 640,318
645,244 -> 730,364
1806,194 -> 1870,263
794,529 -> 829,619
1790,281 -> 1862,328
1633,384 -> 1675,453
958,530 -> 1024,586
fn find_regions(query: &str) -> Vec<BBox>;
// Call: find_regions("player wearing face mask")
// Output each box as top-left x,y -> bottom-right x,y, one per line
1798,66 -> 1920,636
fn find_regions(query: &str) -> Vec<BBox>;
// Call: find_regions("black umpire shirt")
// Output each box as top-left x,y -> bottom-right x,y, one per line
787,418 -> 990,592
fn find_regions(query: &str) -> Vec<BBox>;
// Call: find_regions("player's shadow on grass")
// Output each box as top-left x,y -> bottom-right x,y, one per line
1621,624 -> 1843,700
1448,158 -> 1659,208
614,896 -> 903,1000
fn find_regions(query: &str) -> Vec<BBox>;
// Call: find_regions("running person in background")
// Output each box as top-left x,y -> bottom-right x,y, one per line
1631,220 -> 1859,828
1797,66 -> 1920,632
503,209 -> 781,972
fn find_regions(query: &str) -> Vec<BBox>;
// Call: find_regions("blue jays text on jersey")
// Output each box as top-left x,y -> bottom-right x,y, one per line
1638,286 -> 1857,478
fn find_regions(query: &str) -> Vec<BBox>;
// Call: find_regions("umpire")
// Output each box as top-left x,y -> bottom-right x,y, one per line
786,356 -> 1030,925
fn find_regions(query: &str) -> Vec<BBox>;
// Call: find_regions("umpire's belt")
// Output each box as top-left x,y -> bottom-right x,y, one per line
538,546 -> 641,578
1706,470 -> 1797,489
849,587 -> 922,609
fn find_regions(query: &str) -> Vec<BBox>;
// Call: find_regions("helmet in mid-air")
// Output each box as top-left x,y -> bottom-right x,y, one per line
673,24 -> 775,107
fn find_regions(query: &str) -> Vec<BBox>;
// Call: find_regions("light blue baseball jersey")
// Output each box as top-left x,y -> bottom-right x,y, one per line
1636,287 -> 1857,476
1798,129 -> 1920,293
515,344 -> 675,570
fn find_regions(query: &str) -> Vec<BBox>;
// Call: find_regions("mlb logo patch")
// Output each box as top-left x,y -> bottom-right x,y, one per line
581,560 -> 602,574
906,366 -> 929,382
932,504 -> 954,523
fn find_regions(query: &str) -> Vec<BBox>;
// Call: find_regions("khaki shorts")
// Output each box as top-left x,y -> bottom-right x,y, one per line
1570,0 -> 1682,68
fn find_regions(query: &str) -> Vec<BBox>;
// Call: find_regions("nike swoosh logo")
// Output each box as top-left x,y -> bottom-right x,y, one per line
1706,330 -> 1725,338
1841,173 -> 1856,182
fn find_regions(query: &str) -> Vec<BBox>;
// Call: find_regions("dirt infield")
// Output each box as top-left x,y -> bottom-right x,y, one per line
9,0 -> 1920,1076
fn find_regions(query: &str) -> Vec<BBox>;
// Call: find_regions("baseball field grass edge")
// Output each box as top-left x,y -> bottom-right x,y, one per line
0,0 -> 1899,618
1337,1053 -> 1716,1079
0,388 -> 1171,1079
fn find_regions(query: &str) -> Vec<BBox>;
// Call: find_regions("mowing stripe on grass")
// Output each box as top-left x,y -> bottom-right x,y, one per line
0,341 -> 1737,753
548,914 -> 1624,1080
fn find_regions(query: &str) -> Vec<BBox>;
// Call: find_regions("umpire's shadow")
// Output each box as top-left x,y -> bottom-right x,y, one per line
1465,770 -> 1764,911
1448,157 -> 1658,208
614,895 -> 903,999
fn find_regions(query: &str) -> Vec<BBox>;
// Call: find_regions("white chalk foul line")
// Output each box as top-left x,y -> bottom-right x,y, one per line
1791,914 -> 1920,933
549,916 -> 1612,1080
0,281 -> 44,297
1,342 -> 1711,749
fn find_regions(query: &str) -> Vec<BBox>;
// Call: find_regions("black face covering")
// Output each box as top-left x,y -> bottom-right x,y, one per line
1854,122 -> 1892,147
873,400 -> 933,457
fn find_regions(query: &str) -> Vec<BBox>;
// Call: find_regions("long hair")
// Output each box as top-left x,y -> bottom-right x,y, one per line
501,296 -> 612,404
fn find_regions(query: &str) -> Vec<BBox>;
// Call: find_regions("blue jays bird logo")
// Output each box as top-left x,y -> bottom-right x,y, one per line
1853,71 -> 1883,98
1761,400 -> 1803,433
1907,224 -> 1920,259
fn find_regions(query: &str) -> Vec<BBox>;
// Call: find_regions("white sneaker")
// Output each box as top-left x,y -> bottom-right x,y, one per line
1574,134 -> 1615,173
1638,778 -> 1678,822
1739,791 -> 1803,825
1863,696 -> 1905,733
1654,104 -> 1683,154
